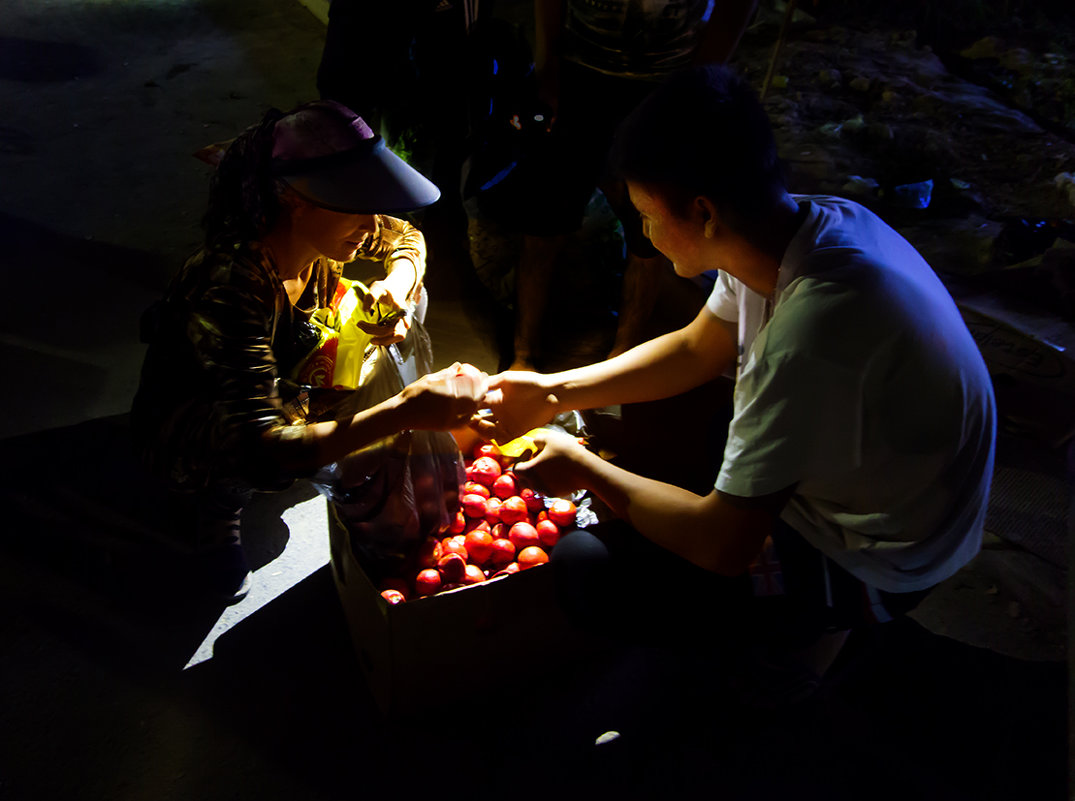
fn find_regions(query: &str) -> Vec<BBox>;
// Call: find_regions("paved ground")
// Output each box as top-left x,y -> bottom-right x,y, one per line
0,2 -> 1069,800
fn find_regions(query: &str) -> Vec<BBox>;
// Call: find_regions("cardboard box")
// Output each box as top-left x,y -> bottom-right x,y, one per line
949,281 -> 1075,448
327,503 -> 592,719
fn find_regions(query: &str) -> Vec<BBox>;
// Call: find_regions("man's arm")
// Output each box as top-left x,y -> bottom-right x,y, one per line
477,306 -> 738,440
517,430 -> 790,575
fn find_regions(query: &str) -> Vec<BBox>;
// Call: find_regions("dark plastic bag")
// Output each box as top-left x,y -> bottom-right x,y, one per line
309,319 -> 466,570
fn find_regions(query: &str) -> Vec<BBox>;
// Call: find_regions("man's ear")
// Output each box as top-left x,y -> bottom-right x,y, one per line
695,196 -> 720,239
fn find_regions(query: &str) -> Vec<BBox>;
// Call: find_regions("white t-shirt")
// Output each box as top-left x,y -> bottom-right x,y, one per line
707,196 -> 996,592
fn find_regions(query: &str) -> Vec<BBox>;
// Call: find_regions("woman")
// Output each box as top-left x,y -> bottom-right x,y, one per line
132,100 -> 487,602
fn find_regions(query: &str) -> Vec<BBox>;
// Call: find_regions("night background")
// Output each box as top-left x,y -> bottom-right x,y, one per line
0,1 -> 1071,799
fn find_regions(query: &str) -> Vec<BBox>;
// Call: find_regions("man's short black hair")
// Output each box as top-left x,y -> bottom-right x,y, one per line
609,65 -> 785,230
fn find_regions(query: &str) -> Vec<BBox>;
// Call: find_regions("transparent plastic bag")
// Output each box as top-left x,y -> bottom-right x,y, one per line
309,318 -> 466,563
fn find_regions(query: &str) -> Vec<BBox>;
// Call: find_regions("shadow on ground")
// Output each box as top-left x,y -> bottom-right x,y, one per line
0,414 -> 1066,800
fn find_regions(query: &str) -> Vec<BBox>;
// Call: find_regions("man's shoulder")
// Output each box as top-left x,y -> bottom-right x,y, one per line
787,195 -> 923,279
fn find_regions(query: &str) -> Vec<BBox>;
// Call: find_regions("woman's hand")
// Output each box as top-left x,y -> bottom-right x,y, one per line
399,363 -> 489,431
365,273 -> 413,313
356,312 -> 409,347
357,274 -> 418,347
511,429 -> 590,498
470,370 -> 560,442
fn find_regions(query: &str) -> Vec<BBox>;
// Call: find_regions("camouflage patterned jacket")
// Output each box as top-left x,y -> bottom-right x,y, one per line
131,215 -> 425,491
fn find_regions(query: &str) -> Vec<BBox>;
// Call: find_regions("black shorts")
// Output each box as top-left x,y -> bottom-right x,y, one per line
755,520 -> 934,648
550,518 -> 933,649
511,61 -> 660,258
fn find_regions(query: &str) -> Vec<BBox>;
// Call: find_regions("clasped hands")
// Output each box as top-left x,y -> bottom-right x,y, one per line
405,366 -> 589,497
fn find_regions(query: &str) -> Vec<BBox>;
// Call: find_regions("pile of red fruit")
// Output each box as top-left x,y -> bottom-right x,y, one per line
378,441 -> 578,605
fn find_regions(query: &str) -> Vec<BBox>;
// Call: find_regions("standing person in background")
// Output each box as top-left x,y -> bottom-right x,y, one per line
476,65 -> 996,697
132,100 -> 487,603
507,0 -> 759,370
316,0 -> 476,234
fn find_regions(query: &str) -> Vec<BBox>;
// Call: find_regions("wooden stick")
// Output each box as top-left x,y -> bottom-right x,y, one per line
761,0 -> 799,101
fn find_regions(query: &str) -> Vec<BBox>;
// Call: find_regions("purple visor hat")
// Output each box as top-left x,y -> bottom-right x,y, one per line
270,100 -> 440,214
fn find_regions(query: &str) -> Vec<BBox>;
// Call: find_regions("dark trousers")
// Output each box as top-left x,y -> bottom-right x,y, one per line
551,518 -> 932,653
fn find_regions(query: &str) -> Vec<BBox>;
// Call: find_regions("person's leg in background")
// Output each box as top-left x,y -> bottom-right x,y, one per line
506,63 -> 606,370
510,232 -> 568,371
316,0 -> 413,129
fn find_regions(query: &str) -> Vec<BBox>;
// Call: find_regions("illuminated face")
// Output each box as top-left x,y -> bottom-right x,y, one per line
293,199 -> 377,262
627,181 -> 709,278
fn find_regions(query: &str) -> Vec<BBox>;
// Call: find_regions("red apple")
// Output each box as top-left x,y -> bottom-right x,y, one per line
464,518 -> 491,536
437,552 -> 466,583
441,536 -> 469,560
462,493 -> 489,519
536,519 -> 561,548
380,589 -> 406,605
473,442 -> 503,464
492,472 -> 518,500
469,456 -> 502,487
491,562 -> 521,579
508,521 -> 540,551
462,480 -> 491,499
484,496 -> 503,525
499,496 -> 529,526
489,537 -> 516,566
463,564 -> 486,585
464,528 -> 494,565
415,568 -> 442,596
548,498 -> 578,528
518,546 -> 549,569
448,508 -> 466,535
519,486 -> 544,513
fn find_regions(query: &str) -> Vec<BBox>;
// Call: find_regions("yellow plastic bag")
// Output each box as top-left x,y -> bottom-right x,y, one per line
293,278 -> 402,390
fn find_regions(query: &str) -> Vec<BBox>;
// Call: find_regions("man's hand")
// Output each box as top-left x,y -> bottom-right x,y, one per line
400,363 -> 489,431
511,429 -> 591,498
471,370 -> 561,442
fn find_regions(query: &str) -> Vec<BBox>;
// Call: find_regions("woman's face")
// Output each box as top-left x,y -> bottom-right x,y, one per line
291,198 -> 377,262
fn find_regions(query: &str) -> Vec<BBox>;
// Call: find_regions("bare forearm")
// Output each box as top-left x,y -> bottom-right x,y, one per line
546,327 -> 722,413
306,394 -> 412,467
268,393 -> 413,475
572,449 -> 759,575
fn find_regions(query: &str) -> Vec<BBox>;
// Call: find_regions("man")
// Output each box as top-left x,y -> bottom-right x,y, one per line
475,65 -> 996,685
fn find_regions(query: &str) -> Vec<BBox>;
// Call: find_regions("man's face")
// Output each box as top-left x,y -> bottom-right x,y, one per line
627,181 -> 710,278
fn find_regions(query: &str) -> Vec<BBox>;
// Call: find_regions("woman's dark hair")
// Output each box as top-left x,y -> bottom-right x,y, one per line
609,65 -> 785,232
202,107 -> 286,246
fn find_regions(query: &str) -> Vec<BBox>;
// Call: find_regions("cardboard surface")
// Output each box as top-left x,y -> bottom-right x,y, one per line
327,504 -> 593,719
